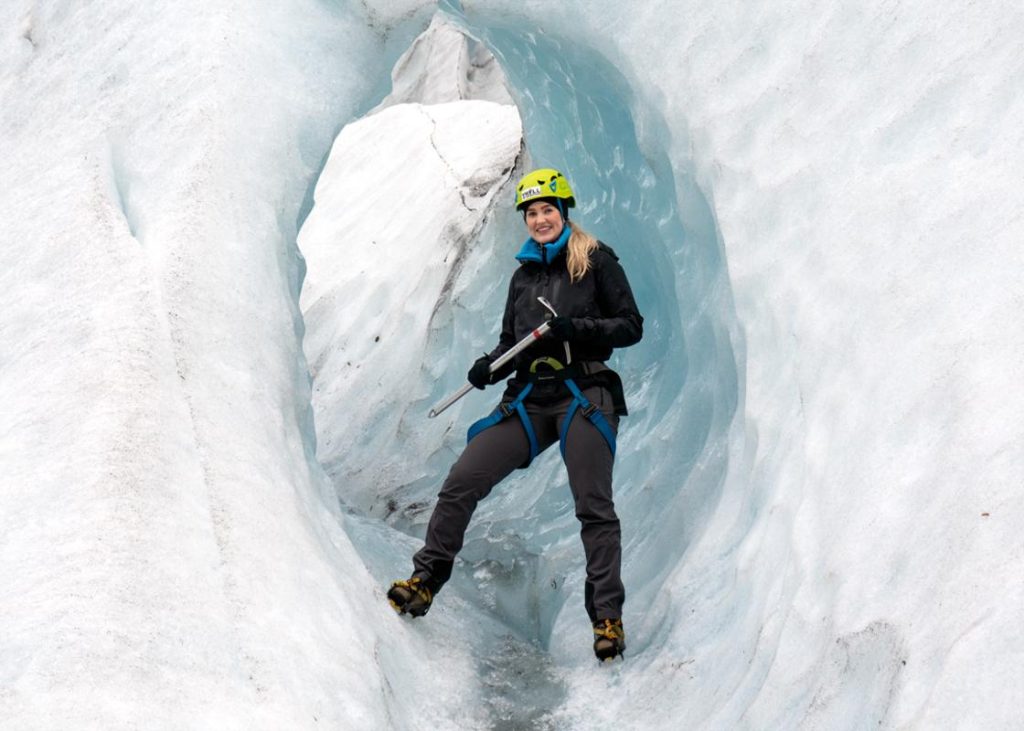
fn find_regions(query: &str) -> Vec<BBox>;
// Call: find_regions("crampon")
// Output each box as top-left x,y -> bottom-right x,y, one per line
593,618 -> 626,662
387,577 -> 433,617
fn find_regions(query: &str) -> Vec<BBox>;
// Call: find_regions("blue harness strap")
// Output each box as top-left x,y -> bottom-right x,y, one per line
467,382 -> 539,466
466,374 -> 616,466
560,379 -> 617,459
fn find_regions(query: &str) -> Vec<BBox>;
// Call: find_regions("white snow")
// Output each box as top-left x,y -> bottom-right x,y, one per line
371,15 -> 515,110
1,0 -> 1021,729
299,57 -> 522,518
0,1 -> 440,728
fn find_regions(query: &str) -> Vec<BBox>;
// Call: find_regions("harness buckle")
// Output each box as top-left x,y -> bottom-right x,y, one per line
527,356 -> 570,383
499,402 -> 516,417
581,403 -> 599,418
529,356 -> 564,377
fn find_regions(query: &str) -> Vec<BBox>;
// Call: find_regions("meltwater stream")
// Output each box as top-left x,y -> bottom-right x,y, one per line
299,6 -> 741,727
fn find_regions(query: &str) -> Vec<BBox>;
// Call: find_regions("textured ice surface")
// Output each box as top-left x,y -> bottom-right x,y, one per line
0,1 -> 450,728
446,1 -> 1024,728
1,0 -> 1022,729
300,96 -> 522,518
300,9 -> 741,728
371,15 -> 515,111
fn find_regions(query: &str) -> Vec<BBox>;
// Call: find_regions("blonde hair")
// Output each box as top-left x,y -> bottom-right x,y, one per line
566,220 -> 598,282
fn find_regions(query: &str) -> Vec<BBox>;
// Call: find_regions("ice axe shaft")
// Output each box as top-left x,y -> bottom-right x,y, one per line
427,302 -> 556,419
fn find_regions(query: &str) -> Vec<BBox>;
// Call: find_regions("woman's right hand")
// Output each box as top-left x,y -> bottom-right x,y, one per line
467,356 -> 492,390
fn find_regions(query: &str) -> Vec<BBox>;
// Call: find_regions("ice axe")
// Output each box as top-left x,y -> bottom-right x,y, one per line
427,297 -> 562,418
537,296 -> 572,366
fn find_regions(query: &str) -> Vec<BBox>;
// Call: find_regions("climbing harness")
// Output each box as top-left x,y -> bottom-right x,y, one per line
559,377 -> 616,460
466,381 -> 539,465
466,356 -> 616,464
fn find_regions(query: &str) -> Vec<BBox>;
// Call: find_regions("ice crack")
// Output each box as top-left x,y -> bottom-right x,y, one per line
416,104 -> 474,212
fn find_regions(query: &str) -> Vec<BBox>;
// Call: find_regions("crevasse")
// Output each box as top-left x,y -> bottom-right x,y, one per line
299,8 -> 741,727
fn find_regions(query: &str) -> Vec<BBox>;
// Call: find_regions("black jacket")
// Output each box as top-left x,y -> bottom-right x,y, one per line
484,241 -> 643,414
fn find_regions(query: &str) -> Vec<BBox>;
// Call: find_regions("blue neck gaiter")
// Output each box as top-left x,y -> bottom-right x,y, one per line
514,223 -> 572,265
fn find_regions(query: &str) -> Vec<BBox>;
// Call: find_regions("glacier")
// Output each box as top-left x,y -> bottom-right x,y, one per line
1,1 -> 1021,729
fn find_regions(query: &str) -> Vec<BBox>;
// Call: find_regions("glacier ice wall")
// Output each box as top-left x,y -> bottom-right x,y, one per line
303,2 -> 1023,729
1,0 -> 1021,729
0,1 -> 457,728
299,9 -> 742,729
446,1 -> 1024,728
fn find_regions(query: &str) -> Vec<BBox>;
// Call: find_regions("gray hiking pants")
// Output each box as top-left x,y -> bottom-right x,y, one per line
412,385 -> 624,622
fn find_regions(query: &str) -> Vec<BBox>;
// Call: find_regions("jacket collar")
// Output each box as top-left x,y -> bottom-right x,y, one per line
514,224 -> 571,265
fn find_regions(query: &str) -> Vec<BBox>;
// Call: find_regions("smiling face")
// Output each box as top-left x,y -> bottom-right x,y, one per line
524,199 -> 565,244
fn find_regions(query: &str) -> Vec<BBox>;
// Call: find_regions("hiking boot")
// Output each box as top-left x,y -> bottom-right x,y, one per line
593,618 -> 626,661
387,576 -> 433,617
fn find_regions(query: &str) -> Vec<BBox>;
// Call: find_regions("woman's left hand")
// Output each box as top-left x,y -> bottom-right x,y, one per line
547,316 -> 575,341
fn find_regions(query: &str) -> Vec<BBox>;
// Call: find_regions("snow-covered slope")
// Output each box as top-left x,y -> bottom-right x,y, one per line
1,0 -> 1021,729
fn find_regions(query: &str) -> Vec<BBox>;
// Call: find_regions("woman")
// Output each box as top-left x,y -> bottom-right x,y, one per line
388,168 -> 643,662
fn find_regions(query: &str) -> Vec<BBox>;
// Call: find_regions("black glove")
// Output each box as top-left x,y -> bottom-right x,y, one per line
547,316 -> 575,341
467,355 -> 492,390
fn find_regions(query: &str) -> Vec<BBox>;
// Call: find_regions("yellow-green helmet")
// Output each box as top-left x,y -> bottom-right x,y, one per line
514,168 -> 576,211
